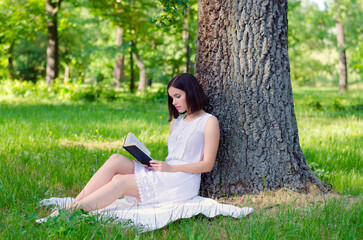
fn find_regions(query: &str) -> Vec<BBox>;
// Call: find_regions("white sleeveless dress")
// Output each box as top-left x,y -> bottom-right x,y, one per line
125,113 -> 214,205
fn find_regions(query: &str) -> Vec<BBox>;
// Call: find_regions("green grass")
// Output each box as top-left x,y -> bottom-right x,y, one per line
0,84 -> 362,239
293,87 -> 363,195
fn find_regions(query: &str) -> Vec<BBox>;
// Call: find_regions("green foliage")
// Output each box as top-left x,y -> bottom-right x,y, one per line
330,0 -> 363,75
288,0 -> 363,85
154,0 -> 189,27
58,4 -> 116,83
0,80 -> 121,102
13,34 -> 47,81
288,0 -> 335,84
307,97 -> 323,111
0,0 -> 361,87
0,0 -> 195,85
146,85 -> 168,102
0,0 -> 45,80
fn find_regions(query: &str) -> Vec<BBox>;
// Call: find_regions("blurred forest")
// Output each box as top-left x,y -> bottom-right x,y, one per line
0,0 -> 361,92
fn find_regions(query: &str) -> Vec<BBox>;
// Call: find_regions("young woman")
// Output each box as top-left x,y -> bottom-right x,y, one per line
49,73 -> 220,216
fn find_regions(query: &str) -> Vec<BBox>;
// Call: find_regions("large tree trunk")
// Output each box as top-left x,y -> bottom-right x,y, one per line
196,0 -> 324,196
45,0 -> 61,86
113,27 -> 124,88
336,22 -> 347,94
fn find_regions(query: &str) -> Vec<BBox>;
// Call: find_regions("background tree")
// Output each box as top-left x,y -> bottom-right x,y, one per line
330,0 -> 362,93
0,0 -> 360,89
45,0 -> 62,85
287,0 -> 335,85
195,0 -> 325,196
334,0 -> 348,93
89,0 -> 157,91
341,0 -> 363,86
59,4 -> 115,84
113,26 -> 124,88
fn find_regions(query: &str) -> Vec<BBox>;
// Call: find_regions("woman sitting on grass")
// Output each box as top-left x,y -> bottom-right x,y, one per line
49,72 -> 220,217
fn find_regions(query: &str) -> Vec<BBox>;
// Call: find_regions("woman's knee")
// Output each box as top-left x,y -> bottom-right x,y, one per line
110,174 -> 139,197
109,153 -> 125,161
110,174 -> 132,186
104,154 -> 134,174
107,154 -> 127,165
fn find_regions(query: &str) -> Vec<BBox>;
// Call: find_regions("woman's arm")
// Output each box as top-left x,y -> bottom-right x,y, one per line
150,116 -> 220,173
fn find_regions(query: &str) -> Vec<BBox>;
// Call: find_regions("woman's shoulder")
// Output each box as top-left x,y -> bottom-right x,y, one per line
199,113 -> 218,131
204,114 -> 220,135
203,113 -> 218,122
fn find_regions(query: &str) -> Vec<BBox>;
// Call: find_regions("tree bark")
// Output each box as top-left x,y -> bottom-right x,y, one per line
196,0 -> 324,196
336,22 -> 347,94
46,0 -> 61,86
113,27 -> 124,88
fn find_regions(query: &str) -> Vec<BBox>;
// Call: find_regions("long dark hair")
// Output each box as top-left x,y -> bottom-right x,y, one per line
167,73 -> 208,122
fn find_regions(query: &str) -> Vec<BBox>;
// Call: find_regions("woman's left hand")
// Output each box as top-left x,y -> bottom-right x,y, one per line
150,160 -> 173,172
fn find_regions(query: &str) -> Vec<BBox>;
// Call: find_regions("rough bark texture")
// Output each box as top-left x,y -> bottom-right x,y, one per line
196,0 -> 324,196
113,27 -> 124,88
336,22 -> 347,94
46,0 -> 61,86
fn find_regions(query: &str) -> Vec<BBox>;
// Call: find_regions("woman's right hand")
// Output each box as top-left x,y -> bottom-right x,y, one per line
142,164 -> 155,171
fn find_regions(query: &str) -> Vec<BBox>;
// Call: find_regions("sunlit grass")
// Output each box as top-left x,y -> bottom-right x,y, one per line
0,84 -> 362,239
298,118 -> 363,195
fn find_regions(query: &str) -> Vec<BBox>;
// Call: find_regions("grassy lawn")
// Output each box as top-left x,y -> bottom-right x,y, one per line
0,83 -> 362,239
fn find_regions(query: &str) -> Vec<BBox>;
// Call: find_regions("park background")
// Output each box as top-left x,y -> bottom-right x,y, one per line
0,0 -> 362,239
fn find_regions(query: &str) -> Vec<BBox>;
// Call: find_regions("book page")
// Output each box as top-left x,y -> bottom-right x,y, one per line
125,132 -> 151,156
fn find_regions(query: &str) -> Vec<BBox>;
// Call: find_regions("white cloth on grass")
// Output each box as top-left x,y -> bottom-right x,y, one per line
36,196 -> 253,232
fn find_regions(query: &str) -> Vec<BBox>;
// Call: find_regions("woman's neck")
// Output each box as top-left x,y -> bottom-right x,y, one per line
184,110 -> 205,121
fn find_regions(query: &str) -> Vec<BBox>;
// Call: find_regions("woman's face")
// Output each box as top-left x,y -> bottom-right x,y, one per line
168,86 -> 188,113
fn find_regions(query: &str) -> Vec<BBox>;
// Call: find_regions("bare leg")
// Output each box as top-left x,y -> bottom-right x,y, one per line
66,174 -> 139,212
49,154 -> 137,217
74,154 -> 134,202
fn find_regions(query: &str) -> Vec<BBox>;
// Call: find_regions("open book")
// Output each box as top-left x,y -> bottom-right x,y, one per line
123,132 -> 152,166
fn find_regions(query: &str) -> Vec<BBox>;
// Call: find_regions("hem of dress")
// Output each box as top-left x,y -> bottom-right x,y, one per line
124,161 -> 140,205
132,162 -> 159,206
